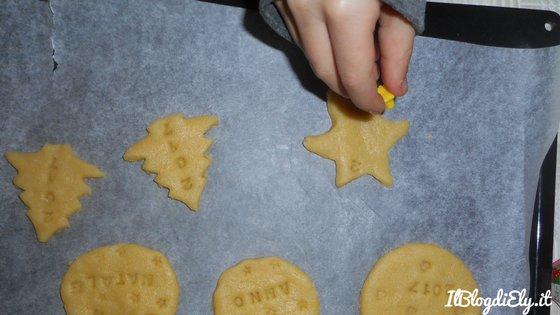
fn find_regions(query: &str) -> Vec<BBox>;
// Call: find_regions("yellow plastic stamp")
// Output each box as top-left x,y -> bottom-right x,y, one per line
124,113 -> 218,211
303,90 -> 409,187
4,143 -> 105,242
360,243 -> 481,315
61,244 -> 180,315
213,257 -> 320,315
377,85 -> 395,109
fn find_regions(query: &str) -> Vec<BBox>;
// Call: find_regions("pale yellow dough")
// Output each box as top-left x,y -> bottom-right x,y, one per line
360,243 -> 481,315
4,143 -> 105,242
124,113 -> 218,210
304,90 -> 409,187
61,244 -> 179,315
213,257 -> 320,315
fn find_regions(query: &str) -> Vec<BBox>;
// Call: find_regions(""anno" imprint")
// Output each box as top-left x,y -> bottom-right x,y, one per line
234,281 -> 290,307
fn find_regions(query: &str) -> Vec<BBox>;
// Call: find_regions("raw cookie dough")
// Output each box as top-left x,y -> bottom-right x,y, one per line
4,143 -> 105,242
213,257 -> 320,315
61,244 -> 179,315
360,243 -> 481,315
303,90 -> 409,187
124,113 -> 218,210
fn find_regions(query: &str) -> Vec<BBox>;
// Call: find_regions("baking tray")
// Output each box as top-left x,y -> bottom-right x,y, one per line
1,1 -> 560,314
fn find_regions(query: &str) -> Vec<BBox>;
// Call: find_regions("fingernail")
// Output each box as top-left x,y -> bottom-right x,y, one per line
400,78 -> 408,91
369,107 -> 383,115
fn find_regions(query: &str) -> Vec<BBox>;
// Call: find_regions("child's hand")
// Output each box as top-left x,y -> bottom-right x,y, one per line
274,0 -> 415,113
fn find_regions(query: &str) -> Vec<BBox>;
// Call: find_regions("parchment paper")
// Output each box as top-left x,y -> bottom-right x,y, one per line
1,0 -> 560,314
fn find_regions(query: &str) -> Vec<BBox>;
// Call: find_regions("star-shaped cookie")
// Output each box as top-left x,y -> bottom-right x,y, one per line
303,90 -> 409,187
5,143 -> 105,242
124,113 -> 218,210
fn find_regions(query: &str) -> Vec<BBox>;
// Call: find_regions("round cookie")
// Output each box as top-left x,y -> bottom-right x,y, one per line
360,243 -> 481,315
61,244 -> 179,315
213,256 -> 320,315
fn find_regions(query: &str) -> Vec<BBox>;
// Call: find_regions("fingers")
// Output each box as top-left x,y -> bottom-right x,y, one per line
325,0 -> 386,113
378,4 -> 415,97
281,0 -> 349,98
274,0 -> 412,113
